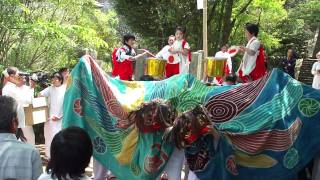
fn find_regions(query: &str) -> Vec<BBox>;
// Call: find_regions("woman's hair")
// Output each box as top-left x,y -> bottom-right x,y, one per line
46,126 -> 93,180
245,23 -> 259,37
288,49 -> 298,59
51,72 -> 63,84
176,26 -> 186,34
123,34 -> 136,45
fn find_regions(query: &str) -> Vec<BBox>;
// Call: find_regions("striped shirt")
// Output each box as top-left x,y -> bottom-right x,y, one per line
0,133 -> 42,180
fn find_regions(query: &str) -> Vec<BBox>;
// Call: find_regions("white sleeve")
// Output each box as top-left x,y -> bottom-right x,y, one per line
18,86 -> 33,105
156,46 -> 169,59
311,63 -> 317,75
117,48 -> 131,62
2,85 -> 16,98
39,87 -> 50,97
248,40 -> 260,54
183,42 -> 190,50
215,51 -> 223,57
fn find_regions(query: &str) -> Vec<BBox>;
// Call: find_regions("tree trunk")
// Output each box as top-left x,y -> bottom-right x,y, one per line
313,26 -> 320,58
220,0 -> 234,47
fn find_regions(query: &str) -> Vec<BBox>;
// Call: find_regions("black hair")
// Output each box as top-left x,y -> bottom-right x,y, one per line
123,34 -> 136,45
288,49 -> 298,59
0,96 -> 18,132
245,23 -> 259,37
225,74 -> 237,84
176,26 -> 186,34
51,72 -> 63,84
58,68 -> 69,74
7,67 -> 18,76
46,126 -> 93,180
139,75 -> 155,81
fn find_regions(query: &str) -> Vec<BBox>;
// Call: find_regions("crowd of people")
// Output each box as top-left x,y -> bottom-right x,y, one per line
0,22 -> 319,180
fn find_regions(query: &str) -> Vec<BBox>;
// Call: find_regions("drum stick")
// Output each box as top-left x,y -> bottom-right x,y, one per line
138,49 -> 156,57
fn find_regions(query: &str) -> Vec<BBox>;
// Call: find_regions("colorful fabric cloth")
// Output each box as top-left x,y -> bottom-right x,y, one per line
63,55 -> 320,180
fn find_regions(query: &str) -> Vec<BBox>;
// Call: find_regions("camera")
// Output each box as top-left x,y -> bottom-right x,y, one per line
19,71 -> 50,88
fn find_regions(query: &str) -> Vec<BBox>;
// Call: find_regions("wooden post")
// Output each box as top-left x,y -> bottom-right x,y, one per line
202,0 -> 208,81
203,0 -> 208,58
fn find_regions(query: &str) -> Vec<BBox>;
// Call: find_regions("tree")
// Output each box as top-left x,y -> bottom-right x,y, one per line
0,0 -> 119,72
112,0 -> 287,56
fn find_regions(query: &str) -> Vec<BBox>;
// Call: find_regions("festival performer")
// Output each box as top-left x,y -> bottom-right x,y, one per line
237,23 -> 267,82
166,26 -> 191,78
164,105 -> 220,180
311,51 -> 320,89
2,67 -> 35,145
112,34 -> 148,81
39,72 -> 66,158
156,35 -> 175,60
214,44 -> 232,84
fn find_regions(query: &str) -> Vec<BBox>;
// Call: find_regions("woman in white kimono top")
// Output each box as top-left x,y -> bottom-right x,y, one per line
311,51 -> 320,89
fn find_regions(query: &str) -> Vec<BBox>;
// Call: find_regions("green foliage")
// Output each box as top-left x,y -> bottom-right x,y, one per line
0,0 -> 119,72
112,0 -> 288,56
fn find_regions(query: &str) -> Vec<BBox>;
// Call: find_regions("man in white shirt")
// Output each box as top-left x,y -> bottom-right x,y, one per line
0,96 -> 42,180
2,67 -> 35,145
156,35 -> 175,60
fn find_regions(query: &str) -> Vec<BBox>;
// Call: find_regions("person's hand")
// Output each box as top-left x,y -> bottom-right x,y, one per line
29,80 -> 36,88
52,116 -> 61,121
129,56 -> 135,61
239,46 -> 246,53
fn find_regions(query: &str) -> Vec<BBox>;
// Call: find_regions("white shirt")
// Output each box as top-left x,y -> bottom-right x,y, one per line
39,85 -> 66,120
215,51 -> 232,73
0,133 -> 42,180
311,61 -> 320,89
172,39 -> 190,73
241,37 -> 260,75
38,172 -> 91,180
116,45 -> 136,62
2,82 -> 33,128
156,45 -> 172,61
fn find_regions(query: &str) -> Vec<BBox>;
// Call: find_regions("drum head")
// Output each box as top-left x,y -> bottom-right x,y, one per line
227,46 -> 239,57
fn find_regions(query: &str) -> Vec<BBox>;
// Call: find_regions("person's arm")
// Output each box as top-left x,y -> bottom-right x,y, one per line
240,41 -> 260,56
2,84 -> 16,98
117,48 -> 132,62
181,41 -> 190,56
32,149 -> 43,180
38,87 -> 49,97
156,46 -> 169,59
311,63 -> 317,75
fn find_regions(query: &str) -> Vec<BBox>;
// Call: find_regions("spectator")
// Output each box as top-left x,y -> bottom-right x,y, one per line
38,126 -> 92,180
2,67 -> 35,144
39,72 -> 66,158
311,51 -> 320,89
281,49 -> 297,78
58,68 -> 70,86
0,96 -> 42,180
